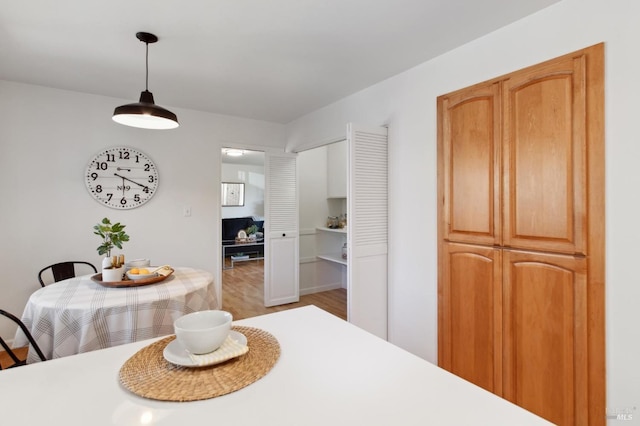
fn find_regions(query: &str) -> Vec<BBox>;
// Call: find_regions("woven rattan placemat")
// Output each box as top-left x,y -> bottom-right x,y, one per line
119,326 -> 280,401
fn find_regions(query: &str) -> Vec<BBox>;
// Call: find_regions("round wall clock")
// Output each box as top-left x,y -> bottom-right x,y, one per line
85,146 -> 159,209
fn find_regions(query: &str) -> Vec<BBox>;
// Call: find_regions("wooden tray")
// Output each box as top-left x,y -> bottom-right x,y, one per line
91,270 -> 174,288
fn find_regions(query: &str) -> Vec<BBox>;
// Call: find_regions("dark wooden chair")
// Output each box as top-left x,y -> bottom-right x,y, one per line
37,261 -> 97,287
0,309 -> 46,369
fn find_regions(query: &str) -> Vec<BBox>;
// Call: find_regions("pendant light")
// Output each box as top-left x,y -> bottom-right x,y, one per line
112,32 -> 179,130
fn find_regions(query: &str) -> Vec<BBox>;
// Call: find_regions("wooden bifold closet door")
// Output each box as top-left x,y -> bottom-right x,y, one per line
437,43 -> 604,426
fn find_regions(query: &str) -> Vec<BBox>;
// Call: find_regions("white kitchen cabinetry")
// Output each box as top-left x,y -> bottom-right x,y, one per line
327,139 -> 347,198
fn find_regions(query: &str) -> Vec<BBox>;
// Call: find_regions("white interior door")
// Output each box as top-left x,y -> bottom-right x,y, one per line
264,152 -> 299,307
347,123 -> 388,339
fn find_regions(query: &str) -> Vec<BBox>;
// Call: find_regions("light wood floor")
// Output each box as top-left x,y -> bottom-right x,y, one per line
222,259 -> 347,320
0,346 -> 27,369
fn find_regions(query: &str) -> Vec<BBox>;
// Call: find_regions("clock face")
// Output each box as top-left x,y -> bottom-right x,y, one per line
85,146 -> 159,209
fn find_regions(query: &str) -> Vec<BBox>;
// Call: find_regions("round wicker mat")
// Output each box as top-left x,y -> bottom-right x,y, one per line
119,326 -> 280,402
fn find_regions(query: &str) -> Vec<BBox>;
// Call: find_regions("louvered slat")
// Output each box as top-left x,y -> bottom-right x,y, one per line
268,155 -> 298,234
352,130 -> 388,247
348,124 -> 388,339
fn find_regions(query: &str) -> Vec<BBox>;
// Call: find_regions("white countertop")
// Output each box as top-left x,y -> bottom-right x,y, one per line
1,306 -> 552,425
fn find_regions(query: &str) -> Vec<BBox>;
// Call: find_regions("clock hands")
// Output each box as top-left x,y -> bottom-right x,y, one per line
117,167 -> 132,172
114,173 -> 150,191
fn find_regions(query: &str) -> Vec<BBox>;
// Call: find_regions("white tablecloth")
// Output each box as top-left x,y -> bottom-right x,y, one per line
14,266 -> 217,363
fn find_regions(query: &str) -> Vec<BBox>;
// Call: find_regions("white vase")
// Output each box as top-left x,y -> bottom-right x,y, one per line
102,266 -> 124,282
102,257 -> 113,269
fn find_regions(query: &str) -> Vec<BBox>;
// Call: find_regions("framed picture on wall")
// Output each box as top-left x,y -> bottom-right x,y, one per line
222,182 -> 245,206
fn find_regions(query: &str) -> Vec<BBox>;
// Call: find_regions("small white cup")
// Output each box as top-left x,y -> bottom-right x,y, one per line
174,310 -> 232,354
102,266 -> 124,282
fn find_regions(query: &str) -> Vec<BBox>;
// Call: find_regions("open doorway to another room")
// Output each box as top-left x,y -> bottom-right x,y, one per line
296,142 -> 347,320
220,148 -> 266,319
220,146 -> 347,321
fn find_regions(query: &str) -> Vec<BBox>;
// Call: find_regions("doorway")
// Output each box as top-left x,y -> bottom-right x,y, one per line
293,123 -> 388,338
220,148 -> 266,318
296,142 -> 348,320
220,146 -> 347,320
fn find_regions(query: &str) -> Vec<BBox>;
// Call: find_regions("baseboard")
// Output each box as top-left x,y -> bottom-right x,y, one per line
300,282 -> 342,296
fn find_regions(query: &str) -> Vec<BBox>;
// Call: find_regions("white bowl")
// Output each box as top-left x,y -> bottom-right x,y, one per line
126,270 -> 158,280
174,310 -> 232,354
125,258 -> 151,268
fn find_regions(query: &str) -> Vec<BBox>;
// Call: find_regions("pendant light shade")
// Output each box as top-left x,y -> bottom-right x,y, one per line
113,32 -> 179,130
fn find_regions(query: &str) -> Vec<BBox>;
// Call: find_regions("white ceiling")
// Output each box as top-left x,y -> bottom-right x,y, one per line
0,0 -> 560,124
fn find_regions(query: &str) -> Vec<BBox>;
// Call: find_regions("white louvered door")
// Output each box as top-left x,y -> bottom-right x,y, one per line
347,123 -> 388,339
264,152 -> 299,307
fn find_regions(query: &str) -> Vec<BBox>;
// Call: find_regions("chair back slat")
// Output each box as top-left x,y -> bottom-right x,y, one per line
38,261 -> 97,287
51,262 -> 76,282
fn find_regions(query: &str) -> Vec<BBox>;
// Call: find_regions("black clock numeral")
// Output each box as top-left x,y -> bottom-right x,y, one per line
95,185 -> 102,193
144,163 -> 150,171
120,197 -> 127,205
134,194 -> 140,202
106,154 -> 115,162
136,155 -> 141,163
143,187 -> 150,194
95,162 -> 108,170
119,151 -> 130,160
107,193 -> 113,201
90,172 -> 98,181
148,176 -> 155,183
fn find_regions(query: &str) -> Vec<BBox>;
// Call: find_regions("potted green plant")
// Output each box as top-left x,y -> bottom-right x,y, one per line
246,224 -> 258,235
94,218 -> 130,281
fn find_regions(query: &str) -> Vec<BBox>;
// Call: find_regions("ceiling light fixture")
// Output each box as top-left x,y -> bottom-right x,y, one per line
224,149 -> 245,157
112,32 -> 179,130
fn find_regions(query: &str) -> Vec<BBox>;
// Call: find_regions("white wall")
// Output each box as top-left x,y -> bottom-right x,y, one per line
221,162 -> 265,219
0,80 -> 285,340
285,0 -> 640,416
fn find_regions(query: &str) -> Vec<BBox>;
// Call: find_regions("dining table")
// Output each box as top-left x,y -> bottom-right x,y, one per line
13,266 -> 218,363
2,306 -> 553,425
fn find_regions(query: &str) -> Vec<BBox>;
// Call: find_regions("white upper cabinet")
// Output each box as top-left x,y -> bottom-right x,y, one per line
327,139 -> 347,198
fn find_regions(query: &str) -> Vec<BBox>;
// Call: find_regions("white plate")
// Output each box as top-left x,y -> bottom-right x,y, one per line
163,330 -> 247,367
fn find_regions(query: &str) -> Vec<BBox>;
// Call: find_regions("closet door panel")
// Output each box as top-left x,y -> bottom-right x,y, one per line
439,82 -> 501,246
503,250 -> 588,425
438,243 -> 502,395
503,53 -> 587,254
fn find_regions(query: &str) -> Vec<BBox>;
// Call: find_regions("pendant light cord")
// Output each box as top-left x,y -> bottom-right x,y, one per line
145,41 -> 149,91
